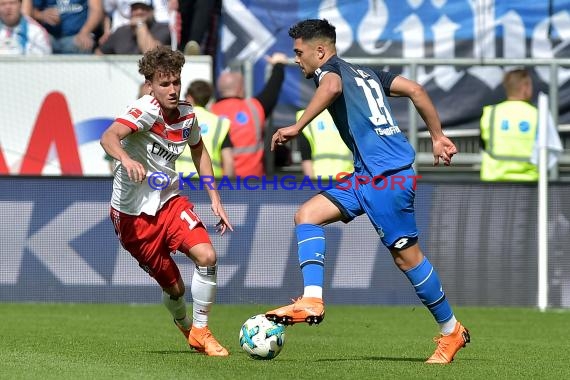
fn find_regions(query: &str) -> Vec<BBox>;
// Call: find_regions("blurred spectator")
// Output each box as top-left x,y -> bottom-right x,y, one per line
480,68 -> 539,181
31,0 -> 103,54
210,52 -> 288,177
178,0 -> 217,55
96,0 -> 169,54
177,80 -> 233,178
296,109 -> 353,179
99,0 -> 172,46
0,0 -> 52,55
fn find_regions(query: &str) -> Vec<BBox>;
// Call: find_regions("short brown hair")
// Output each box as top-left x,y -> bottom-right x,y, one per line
185,80 -> 213,107
138,46 -> 185,81
502,69 -> 531,96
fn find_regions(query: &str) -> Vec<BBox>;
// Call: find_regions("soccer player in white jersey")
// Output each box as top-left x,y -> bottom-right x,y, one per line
100,46 -> 232,357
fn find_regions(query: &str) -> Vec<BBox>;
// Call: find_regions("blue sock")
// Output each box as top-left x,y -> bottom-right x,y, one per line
404,257 -> 453,323
296,224 -> 325,288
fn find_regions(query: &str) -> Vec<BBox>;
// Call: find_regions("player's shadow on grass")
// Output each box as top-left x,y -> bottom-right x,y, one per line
147,350 -> 200,355
315,356 -> 425,363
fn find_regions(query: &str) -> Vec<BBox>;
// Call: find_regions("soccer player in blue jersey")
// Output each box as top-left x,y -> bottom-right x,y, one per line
265,19 -> 469,364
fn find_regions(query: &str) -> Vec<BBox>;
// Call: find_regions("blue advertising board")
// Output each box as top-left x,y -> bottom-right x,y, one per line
2,177 -> 570,307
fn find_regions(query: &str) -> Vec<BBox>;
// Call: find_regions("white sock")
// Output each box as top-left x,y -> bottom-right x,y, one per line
162,291 -> 190,329
191,265 -> 217,328
303,285 -> 323,299
439,315 -> 458,335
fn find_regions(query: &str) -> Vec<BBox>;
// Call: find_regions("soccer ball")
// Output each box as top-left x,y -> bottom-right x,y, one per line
239,314 -> 286,360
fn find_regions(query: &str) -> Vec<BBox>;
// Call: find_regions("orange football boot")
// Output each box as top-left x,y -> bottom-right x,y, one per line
265,297 -> 324,325
426,321 -> 470,364
188,326 -> 229,356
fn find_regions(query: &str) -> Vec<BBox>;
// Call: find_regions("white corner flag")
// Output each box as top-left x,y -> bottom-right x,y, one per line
533,92 -> 563,312
531,92 -> 563,168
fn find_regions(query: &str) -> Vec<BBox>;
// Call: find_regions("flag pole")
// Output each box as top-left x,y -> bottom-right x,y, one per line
537,93 -> 549,312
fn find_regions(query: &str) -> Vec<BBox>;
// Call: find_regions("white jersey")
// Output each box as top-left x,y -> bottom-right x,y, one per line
0,15 -> 52,56
111,95 -> 201,216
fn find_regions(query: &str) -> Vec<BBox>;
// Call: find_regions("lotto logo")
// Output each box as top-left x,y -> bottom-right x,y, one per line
393,238 -> 409,249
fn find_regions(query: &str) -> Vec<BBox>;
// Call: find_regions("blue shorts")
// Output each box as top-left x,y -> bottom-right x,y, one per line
322,166 -> 419,247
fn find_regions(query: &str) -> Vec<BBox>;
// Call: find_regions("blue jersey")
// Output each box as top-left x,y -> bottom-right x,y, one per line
314,55 -> 415,176
33,0 -> 88,38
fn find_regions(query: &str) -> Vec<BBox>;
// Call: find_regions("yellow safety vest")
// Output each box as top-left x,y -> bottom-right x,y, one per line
480,101 -> 539,181
177,106 -> 231,178
297,110 -> 353,179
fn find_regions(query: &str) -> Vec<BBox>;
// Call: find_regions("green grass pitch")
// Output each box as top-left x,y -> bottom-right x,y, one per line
1,304 -> 569,379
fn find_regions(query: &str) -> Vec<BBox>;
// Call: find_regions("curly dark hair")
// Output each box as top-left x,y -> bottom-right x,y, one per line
288,19 -> 336,44
138,46 -> 185,81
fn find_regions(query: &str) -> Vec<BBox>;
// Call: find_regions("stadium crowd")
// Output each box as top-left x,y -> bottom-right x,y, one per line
2,0 -> 551,179
0,0 -> 221,56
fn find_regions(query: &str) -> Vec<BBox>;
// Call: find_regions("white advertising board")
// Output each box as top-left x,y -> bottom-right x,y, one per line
0,55 -> 212,176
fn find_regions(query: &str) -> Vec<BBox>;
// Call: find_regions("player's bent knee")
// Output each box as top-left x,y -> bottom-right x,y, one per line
389,237 -> 422,270
294,204 -> 324,224
294,208 -> 310,224
194,255 -> 217,268
295,194 -> 342,225
188,243 -> 217,267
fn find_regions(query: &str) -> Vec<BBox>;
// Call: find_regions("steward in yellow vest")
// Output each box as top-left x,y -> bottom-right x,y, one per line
480,69 -> 539,181
296,109 -> 353,179
177,81 -> 232,178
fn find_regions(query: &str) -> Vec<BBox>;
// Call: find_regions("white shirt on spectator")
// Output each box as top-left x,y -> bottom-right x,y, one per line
0,14 -> 51,55
104,0 -> 169,32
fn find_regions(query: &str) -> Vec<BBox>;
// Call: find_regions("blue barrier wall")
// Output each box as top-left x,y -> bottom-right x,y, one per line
1,177 -> 569,307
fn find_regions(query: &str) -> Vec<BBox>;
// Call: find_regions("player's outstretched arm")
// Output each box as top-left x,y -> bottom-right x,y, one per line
389,76 -> 457,166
